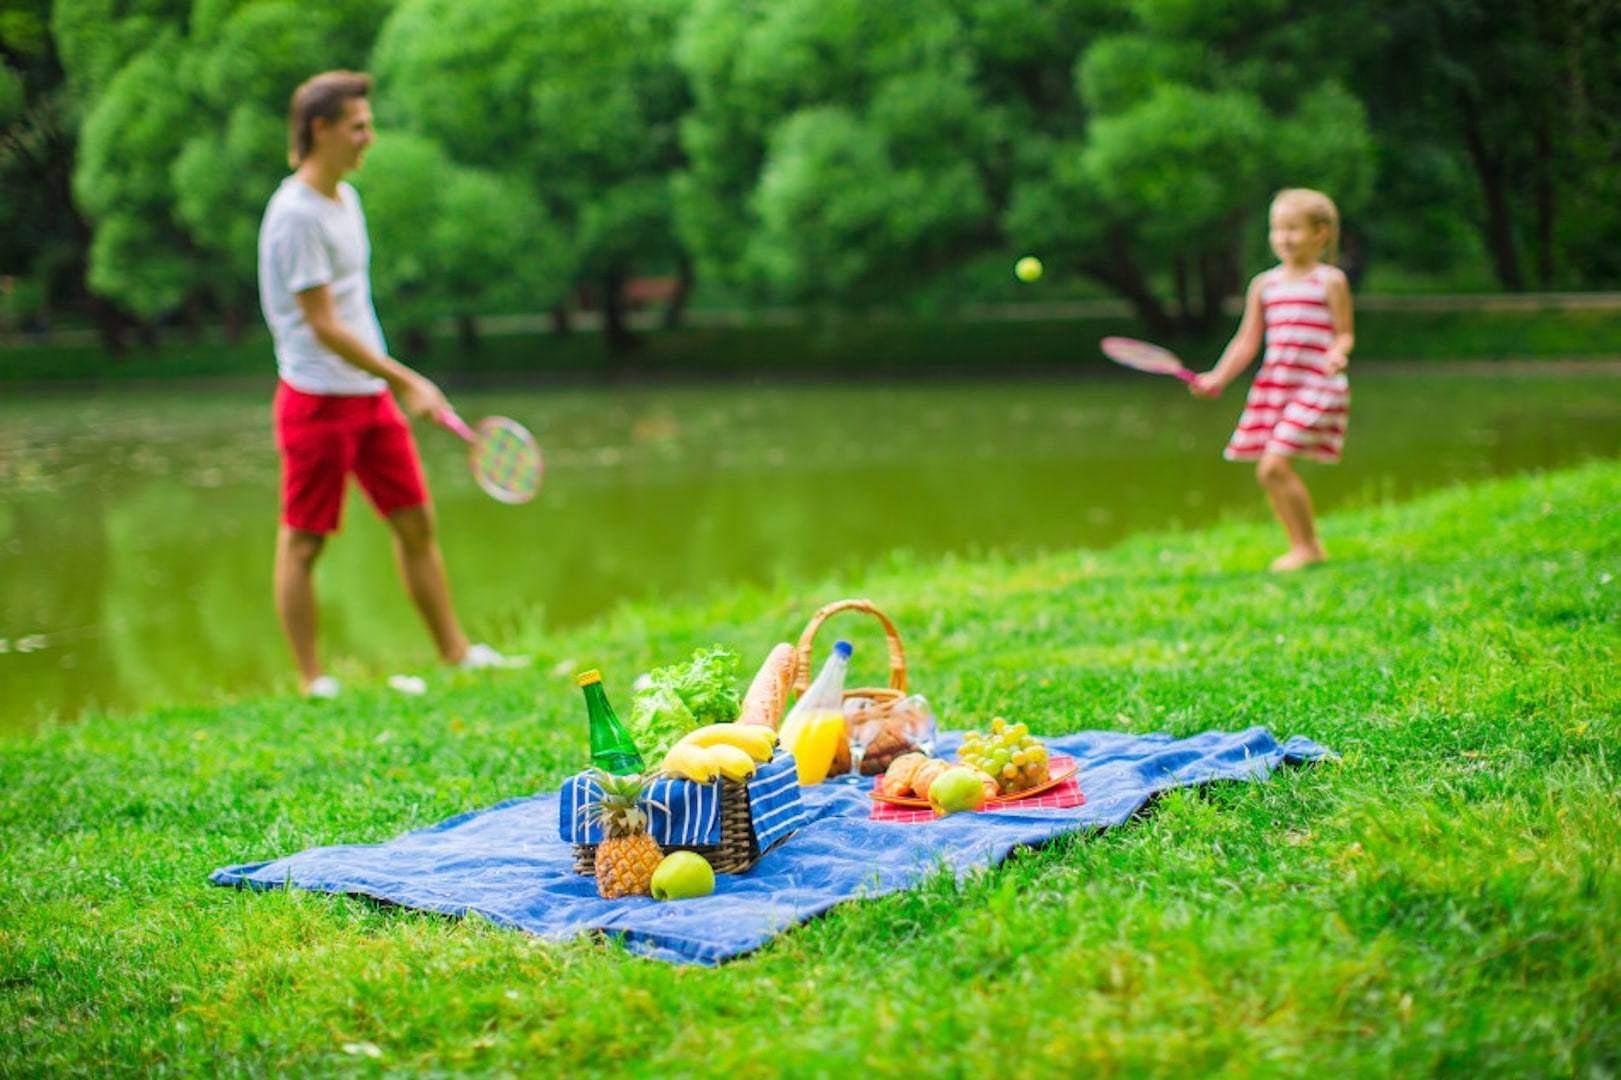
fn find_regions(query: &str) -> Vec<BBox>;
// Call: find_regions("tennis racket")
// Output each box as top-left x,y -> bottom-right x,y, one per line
435,409 -> 543,505
1099,336 -> 1199,386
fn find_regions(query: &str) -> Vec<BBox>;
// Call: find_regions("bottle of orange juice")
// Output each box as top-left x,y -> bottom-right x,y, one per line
779,640 -> 852,785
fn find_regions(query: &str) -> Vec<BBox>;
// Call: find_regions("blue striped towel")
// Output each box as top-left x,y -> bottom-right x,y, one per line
557,753 -> 805,852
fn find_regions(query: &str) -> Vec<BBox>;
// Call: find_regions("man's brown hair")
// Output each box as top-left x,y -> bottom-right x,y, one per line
287,70 -> 372,168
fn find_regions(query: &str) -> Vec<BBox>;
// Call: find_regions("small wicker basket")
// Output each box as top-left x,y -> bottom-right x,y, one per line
792,598 -> 928,775
572,776 -> 783,876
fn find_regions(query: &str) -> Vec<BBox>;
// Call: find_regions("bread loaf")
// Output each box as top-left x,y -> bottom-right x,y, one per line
737,643 -> 794,729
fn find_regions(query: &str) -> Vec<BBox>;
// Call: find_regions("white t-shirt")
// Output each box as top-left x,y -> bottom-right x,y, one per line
257,176 -> 389,395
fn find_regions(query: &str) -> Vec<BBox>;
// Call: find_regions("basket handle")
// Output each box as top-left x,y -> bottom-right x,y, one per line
792,597 -> 908,695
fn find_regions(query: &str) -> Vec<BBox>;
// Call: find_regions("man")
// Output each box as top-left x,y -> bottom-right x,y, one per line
259,70 -> 510,697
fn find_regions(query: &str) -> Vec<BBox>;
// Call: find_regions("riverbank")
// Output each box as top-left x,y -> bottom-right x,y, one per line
3,303 -> 1617,386
1,459 -> 1616,1074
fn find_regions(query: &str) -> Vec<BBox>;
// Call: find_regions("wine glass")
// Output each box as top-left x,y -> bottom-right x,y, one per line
900,695 -> 937,757
846,714 -> 887,781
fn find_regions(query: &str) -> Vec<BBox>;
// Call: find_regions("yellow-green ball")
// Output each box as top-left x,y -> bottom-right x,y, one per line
1014,256 -> 1043,283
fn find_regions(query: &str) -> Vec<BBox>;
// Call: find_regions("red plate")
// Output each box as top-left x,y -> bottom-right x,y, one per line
870,754 -> 1077,808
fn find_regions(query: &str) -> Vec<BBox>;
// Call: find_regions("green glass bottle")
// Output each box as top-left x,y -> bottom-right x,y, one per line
576,670 -> 646,775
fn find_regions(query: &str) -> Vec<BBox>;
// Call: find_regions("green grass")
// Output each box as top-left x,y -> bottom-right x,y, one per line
2,304 -> 1616,385
2,460 -> 1618,1076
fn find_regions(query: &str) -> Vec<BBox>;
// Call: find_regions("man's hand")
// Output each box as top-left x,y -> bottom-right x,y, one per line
396,371 -> 450,420
1189,371 -> 1224,398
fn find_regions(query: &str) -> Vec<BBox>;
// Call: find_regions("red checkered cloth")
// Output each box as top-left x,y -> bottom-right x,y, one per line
869,755 -> 1084,824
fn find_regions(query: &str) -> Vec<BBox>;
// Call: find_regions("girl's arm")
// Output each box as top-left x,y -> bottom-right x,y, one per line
1322,268 -> 1354,374
1192,273 -> 1266,397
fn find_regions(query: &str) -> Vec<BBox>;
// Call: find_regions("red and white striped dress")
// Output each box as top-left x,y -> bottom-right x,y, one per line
1224,267 -> 1349,463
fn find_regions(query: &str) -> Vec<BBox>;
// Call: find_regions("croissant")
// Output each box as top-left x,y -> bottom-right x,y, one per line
909,759 -> 951,800
880,752 -> 929,797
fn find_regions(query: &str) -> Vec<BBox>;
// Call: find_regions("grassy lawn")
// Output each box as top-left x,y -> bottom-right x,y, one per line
2,460 -> 1617,1075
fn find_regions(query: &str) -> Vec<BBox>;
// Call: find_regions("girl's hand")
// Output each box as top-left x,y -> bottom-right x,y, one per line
1323,349 -> 1349,375
1189,372 -> 1224,398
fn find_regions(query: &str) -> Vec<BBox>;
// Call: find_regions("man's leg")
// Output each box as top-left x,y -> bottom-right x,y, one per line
274,525 -> 327,689
385,504 -> 471,664
1256,452 -> 1326,570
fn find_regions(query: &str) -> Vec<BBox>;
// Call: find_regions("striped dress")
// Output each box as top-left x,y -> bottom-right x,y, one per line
1224,267 -> 1350,463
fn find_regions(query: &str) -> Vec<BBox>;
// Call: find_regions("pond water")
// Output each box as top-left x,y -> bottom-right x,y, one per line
1,368 -> 1616,728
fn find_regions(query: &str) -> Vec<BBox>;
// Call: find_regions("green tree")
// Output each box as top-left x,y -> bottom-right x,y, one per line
355,132 -> 573,352
71,33 -> 206,322
171,0 -> 394,333
372,0 -> 689,351
2,0 -> 127,343
58,0 -> 407,336
676,0 -> 1377,335
1346,0 -> 1621,290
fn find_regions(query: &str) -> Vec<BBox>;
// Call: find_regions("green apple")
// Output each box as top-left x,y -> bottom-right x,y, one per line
650,851 -> 716,900
928,766 -> 989,816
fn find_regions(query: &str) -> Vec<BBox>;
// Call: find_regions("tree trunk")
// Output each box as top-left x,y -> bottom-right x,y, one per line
549,304 -> 572,335
222,304 -> 245,345
90,295 -> 129,356
1457,91 -> 1524,290
183,294 -> 206,342
662,253 -> 694,331
601,268 -> 640,353
457,314 -> 480,354
1084,225 -> 1175,340
1534,122 -> 1556,288
1173,257 -> 1190,321
403,325 -> 431,358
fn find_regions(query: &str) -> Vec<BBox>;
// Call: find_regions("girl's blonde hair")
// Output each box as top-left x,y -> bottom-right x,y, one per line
1271,188 -> 1340,263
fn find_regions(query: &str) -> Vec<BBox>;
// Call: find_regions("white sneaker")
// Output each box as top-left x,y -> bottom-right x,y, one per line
459,643 -> 528,671
388,674 -> 428,696
306,675 -> 341,699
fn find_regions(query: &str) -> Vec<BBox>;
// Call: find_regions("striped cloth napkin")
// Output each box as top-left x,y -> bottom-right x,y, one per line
868,754 -> 1084,824
558,753 -> 805,851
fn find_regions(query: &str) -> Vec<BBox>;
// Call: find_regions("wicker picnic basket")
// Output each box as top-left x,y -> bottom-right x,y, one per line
571,773 -> 782,876
793,598 -> 928,775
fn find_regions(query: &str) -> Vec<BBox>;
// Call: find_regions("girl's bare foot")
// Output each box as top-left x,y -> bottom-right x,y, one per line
1269,546 -> 1326,572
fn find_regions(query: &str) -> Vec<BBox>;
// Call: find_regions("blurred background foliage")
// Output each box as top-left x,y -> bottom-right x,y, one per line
2,0 -> 1618,352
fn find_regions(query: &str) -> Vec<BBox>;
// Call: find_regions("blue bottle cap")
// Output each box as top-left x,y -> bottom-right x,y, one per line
833,640 -> 853,658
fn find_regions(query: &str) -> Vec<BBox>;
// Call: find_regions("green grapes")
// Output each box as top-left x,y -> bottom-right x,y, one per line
958,716 -> 1050,795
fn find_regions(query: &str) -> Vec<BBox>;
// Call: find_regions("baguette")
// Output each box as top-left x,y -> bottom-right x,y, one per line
737,642 -> 794,729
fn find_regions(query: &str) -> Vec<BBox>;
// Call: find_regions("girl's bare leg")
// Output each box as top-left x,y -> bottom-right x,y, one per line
1255,453 -> 1326,571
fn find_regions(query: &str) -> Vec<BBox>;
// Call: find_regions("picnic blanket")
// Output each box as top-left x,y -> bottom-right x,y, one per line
211,726 -> 1333,966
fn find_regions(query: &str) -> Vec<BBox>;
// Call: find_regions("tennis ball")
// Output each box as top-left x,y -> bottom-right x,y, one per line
1014,256 -> 1043,283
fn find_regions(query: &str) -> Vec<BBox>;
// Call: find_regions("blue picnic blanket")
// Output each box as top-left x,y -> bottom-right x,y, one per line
557,753 -> 804,850
211,726 -> 1332,965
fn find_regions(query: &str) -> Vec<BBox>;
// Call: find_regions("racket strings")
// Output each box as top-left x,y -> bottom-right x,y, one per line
471,422 -> 541,502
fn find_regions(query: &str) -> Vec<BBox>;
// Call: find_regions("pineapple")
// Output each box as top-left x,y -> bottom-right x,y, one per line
586,770 -> 664,899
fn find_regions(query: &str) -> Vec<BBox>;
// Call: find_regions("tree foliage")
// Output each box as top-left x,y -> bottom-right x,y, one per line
676,0 -> 1378,332
7,0 -> 1618,348
372,0 -> 688,346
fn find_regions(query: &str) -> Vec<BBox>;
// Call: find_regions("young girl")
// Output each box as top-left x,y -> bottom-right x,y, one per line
1192,188 -> 1353,572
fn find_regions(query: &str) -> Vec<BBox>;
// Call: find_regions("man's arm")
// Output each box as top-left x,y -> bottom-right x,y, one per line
294,284 -> 448,418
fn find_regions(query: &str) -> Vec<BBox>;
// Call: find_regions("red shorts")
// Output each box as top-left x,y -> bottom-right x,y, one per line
273,381 -> 429,534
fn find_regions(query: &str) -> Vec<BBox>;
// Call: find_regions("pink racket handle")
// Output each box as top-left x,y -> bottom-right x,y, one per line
436,408 -> 477,444
1170,367 -> 1199,386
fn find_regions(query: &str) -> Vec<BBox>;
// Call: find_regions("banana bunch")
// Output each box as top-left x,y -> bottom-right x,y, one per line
660,724 -> 779,783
